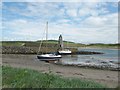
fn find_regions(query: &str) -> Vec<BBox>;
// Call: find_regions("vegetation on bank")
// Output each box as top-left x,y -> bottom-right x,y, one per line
1,40 -> 119,54
1,40 -> 84,47
86,43 -> 120,49
1,40 -> 78,54
0,40 -> 120,54
2,66 -> 105,88
0,65 -> 1,88
1,40 -> 119,48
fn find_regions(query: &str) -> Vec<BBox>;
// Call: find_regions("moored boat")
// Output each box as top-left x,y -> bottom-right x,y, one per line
58,49 -> 72,55
57,35 -> 72,55
37,54 -> 61,60
37,22 -> 62,61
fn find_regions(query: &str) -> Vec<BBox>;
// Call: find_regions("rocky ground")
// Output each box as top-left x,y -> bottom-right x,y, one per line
1,46 -> 103,54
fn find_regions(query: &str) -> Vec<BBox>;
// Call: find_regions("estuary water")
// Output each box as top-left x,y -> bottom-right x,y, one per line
58,48 -> 119,70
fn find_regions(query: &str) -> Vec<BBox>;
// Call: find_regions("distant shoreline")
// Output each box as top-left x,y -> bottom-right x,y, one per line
78,47 -> 120,50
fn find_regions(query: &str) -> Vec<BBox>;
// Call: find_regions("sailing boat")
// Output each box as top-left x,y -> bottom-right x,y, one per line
37,22 -> 61,61
58,35 -> 72,55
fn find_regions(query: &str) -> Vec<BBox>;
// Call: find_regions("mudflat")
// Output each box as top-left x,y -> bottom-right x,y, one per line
2,54 -> 119,88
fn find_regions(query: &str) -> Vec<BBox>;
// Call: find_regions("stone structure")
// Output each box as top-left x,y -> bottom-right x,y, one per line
58,34 -> 63,50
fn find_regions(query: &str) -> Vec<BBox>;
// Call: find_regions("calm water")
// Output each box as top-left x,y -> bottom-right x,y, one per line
58,48 -> 119,69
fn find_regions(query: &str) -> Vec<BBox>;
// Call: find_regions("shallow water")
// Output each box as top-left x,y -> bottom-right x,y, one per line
58,48 -> 119,69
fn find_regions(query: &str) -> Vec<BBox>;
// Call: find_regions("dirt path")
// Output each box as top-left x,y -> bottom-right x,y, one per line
2,54 -> 119,88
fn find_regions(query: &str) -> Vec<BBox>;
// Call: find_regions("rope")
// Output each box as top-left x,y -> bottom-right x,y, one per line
37,25 -> 46,55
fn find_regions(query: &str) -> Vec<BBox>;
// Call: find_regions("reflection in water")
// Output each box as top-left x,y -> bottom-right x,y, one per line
56,49 -> 119,70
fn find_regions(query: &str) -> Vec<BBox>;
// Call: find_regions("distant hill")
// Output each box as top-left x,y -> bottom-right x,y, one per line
87,43 -> 120,46
1,40 -> 84,48
1,41 -> 119,49
86,43 -> 120,49
36,40 -> 75,44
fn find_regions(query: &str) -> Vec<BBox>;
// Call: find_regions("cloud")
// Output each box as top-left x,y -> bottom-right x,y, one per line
3,19 -> 46,40
3,0 -> 119,2
81,13 -> 118,28
66,9 -> 78,17
2,2 -> 118,43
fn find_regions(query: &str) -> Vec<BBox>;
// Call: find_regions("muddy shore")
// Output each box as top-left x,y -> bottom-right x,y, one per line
2,54 -> 119,88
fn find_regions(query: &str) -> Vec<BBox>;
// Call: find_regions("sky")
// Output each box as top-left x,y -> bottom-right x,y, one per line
2,1 -> 119,44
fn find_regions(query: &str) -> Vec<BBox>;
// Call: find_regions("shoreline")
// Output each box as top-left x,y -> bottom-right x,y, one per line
2,46 -> 104,55
55,63 -> 119,71
2,53 -> 119,71
2,54 -> 119,88
78,47 -> 120,50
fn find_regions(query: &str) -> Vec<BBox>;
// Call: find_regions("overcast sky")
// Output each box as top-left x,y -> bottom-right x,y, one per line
2,1 -> 119,44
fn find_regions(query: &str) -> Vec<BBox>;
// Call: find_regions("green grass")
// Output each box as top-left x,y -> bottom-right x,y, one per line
0,66 -> 2,88
2,66 -> 105,88
2,41 -> 119,49
37,40 -> 75,44
1,40 -> 77,47
1,41 -> 27,46
2,41 -> 78,54
86,43 -> 120,49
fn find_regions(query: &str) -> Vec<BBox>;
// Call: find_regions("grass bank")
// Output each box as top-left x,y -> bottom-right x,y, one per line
2,40 -> 119,55
1,40 -> 119,49
2,66 -> 105,88
1,40 -> 78,54
1,40 -> 83,47
86,43 -> 120,49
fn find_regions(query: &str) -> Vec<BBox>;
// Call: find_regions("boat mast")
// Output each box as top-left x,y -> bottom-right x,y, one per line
46,22 -> 48,54
66,41 -> 68,48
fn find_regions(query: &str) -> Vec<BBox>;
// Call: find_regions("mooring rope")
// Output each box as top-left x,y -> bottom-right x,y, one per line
37,24 -> 46,55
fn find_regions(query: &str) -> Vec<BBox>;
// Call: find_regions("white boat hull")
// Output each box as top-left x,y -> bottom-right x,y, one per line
37,54 -> 61,61
58,50 -> 72,55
